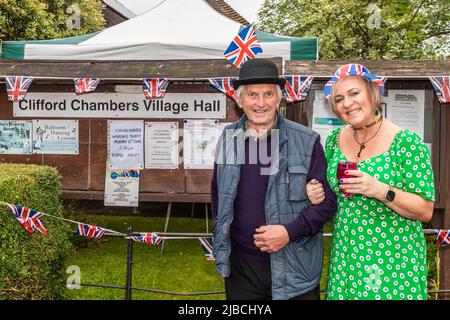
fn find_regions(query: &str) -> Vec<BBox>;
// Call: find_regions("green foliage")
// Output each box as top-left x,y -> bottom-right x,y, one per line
0,0 -> 105,41
257,0 -> 449,59
0,164 -> 73,300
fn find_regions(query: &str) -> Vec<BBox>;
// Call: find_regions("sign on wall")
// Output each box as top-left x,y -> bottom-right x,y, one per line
0,120 -> 32,154
13,92 -> 226,119
104,168 -> 140,207
145,122 -> 179,170
32,120 -> 79,154
108,120 -> 144,170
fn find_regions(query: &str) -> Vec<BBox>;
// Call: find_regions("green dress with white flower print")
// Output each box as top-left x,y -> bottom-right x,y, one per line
325,128 -> 435,300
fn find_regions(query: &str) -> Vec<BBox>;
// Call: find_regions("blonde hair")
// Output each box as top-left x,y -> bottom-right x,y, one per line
328,76 -> 382,120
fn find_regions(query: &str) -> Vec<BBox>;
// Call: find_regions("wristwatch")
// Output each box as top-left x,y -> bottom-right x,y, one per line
385,187 -> 396,202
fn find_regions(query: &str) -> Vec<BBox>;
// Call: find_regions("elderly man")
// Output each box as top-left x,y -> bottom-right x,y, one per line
211,58 -> 337,300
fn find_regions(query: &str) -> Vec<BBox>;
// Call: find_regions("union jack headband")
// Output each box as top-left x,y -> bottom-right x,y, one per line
323,63 -> 386,98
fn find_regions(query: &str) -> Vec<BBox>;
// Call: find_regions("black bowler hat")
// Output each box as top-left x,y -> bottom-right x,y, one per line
232,59 -> 286,90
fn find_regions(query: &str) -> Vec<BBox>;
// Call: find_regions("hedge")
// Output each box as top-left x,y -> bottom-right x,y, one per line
0,164 -> 72,300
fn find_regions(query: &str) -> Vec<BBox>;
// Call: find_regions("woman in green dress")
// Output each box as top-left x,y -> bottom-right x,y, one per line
306,64 -> 435,300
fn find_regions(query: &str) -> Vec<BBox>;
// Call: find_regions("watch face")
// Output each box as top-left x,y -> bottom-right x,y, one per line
386,189 -> 396,201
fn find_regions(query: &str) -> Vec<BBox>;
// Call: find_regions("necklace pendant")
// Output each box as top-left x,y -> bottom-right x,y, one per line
357,144 -> 365,158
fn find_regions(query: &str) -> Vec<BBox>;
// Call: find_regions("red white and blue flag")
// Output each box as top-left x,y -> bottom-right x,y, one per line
6,76 -> 34,102
435,229 -> 450,247
224,25 -> 263,68
283,75 -> 314,103
74,78 -> 100,94
7,204 -> 48,236
131,232 -> 163,246
199,237 -> 215,261
76,223 -> 105,239
429,76 -> 450,104
209,77 -> 237,100
141,78 -> 170,99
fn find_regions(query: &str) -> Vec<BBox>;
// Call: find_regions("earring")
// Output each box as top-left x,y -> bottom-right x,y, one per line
374,110 -> 379,116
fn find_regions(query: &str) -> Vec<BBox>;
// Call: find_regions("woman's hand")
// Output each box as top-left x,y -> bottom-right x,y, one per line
339,170 -> 386,200
306,179 -> 325,205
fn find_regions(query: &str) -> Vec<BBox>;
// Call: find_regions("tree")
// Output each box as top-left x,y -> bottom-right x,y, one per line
257,0 -> 449,59
0,0 -> 105,41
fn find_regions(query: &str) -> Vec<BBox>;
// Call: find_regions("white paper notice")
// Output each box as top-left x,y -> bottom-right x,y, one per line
0,120 -> 32,154
108,120 -> 144,169
183,119 -> 224,169
145,122 -> 179,169
385,90 -> 425,139
311,90 -> 344,146
32,120 -> 79,154
104,168 -> 140,207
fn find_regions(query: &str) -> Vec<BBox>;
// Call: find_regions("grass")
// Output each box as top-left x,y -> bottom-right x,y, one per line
63,214 -> 438,300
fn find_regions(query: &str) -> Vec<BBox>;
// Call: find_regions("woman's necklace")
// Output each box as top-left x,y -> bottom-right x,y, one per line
353,117 -> 384,158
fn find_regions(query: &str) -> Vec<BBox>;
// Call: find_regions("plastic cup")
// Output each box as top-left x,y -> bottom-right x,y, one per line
337,161 -> 358,198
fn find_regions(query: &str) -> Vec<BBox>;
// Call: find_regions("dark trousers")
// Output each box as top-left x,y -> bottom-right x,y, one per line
224,253 -> 320,300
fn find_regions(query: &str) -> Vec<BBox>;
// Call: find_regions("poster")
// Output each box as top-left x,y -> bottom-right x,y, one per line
108,120 -> 144,170
145,122 -> 179,169
311,90 -> 344,146
183,119 -> 225,169
32,120 -> 79,154
104,167 -> 140,207
0,120 -> 32,154
385,89 -> 425,138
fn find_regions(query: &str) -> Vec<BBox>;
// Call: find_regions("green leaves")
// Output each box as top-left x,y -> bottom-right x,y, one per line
257,0 -> 449,59
0,0 -> 105,41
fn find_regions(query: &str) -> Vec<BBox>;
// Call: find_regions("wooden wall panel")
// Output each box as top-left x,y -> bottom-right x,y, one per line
140,170 -> 186,193
186,170 -> 213,194
89,142 -> 107,190
43,143 -> 89,190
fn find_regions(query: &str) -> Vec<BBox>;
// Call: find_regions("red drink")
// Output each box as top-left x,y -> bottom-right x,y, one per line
337,161 -> 358,198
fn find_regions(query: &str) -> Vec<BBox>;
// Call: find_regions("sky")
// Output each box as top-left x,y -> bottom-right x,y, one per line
117,0 -> 265,23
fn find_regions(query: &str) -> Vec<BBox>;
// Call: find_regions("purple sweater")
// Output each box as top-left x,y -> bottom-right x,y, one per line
211,134 -> 337,262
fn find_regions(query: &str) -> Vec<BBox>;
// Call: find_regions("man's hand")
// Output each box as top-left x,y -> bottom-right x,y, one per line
253,225 -> 289,253
306,179 -> 325,205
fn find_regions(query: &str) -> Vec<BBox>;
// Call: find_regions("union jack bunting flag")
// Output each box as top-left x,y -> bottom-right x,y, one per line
224,25 -> 263,68
435,229 -> 450,247
283,75 -> 314,103
141,78 -> 170,99
5,76 -> 34,102
208,77 -> 237,100
76,223 -> 105,239
199,237 -> 215,261
74,78 -> 100,94
429,76 -> 450,104
131,232 -> 163,246
7,204 -> 48,236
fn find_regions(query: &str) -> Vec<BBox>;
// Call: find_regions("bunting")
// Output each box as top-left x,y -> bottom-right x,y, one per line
131,232 -> 164,246
77,223 -> 106,239
5,76 -> 34,102
208,77 -> 236,100
141,78 -> 170,99
435,229 -> 450,247
74,78 -> 100,94
199,237 -> 215,261
429,76 -> 450,104
283,75 -> 313,103
7,204 -> 48,236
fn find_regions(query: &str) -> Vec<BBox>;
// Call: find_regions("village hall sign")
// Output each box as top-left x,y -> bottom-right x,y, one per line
13,92 -> 226,119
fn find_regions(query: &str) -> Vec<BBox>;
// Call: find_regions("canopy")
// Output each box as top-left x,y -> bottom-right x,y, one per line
0,0 -> 317,61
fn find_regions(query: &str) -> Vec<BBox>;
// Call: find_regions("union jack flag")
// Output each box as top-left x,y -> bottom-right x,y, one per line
74,78 -> 100,94
199,237 -> 215,261
7,204 -> 48,236
76,223 -> 105,239
141,78 -> 170,99
131,232 -> 163,246
435,229 -> 450,247
429,76 -> 450,104
209,77 -> 237,100
283,75 -> 314,103
224,25 -> 263,68
5,76 -> 34,102
323,63 -> 386,98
